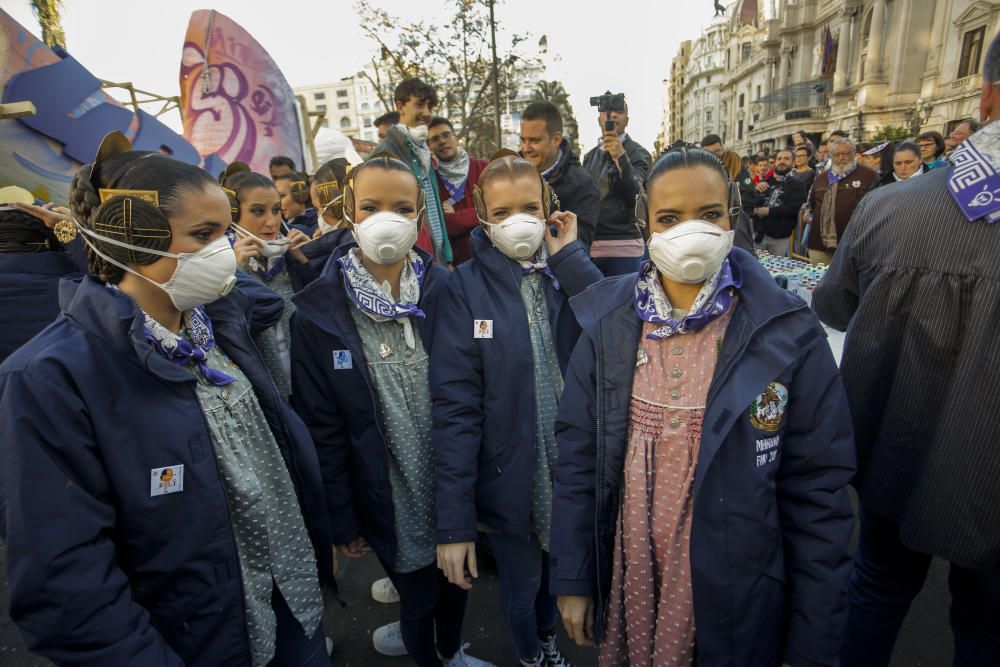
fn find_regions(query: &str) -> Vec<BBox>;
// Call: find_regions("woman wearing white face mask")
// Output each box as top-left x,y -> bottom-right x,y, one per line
431,153 -> 602,667
0,133 -> 333,666
222,167 -> 312,398
290,155 -> 493,667
551,147 -> 856,667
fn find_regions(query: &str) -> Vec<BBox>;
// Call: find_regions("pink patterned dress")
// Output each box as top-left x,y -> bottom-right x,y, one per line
599,303 -> 736,667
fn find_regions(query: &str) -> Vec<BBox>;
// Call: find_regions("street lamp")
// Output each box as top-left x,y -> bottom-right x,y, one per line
906,98 -> 933,136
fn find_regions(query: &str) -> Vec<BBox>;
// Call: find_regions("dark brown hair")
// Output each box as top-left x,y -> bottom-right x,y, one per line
70,152 -> 217,282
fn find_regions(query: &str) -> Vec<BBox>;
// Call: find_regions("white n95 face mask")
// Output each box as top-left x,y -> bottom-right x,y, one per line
352,210 -> 419,265
232,223 -> 288,258
648,219 -> 734,284
481,213 -> 546,261
77,224 -> 238,311
407,124 -> 429,144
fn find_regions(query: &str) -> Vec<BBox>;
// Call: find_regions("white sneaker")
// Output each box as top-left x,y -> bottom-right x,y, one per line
371,576 -> 400,604
372,621 -> 407,657
442,643 -> 496,667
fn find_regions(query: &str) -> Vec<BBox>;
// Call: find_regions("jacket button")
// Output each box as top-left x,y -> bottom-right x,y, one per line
671,366 -> 683,379
670,389 -> 681,400
672,346 -> 684,356
669,417 -> 681,428
404,349 -> 414,358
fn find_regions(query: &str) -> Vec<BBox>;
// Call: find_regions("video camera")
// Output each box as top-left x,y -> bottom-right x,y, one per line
590,91 -> 626,131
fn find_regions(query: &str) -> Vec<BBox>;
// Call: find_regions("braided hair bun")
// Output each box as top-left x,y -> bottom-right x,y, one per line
70,151 -> 216,282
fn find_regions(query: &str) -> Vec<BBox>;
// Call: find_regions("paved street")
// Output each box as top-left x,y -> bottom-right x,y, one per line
0,499 -> 955,667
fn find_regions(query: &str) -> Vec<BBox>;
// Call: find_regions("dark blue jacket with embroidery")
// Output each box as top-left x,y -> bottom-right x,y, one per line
431,227 -> 603,543
550,248 -> 855,667
0,274 -> 332,667
290,244 -> 448,567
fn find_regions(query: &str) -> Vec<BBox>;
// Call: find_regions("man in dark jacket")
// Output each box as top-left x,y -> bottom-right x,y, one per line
370,78 -> 453,264
753,148 -> 807,257
582,98 -> 651,275
428,117 -> 488,266
520,101 -> 599,249
814,35 -> 1000,664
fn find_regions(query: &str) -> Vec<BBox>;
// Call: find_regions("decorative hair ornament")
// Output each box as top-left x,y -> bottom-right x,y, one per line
99,188 -> 159,207
315,180 -> 340,207
87,131 -> 132,185
53,220 -> 78,244
221,187 -> 239,216
342,154 -> 426,229
472,149 -> 558,221
92,195 -> 171,263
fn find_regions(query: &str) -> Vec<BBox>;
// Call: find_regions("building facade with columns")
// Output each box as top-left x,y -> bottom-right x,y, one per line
669,0 -> 1000,155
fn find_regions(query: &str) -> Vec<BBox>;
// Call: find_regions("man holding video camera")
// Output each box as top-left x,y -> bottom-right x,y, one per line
582,92 -> 652,276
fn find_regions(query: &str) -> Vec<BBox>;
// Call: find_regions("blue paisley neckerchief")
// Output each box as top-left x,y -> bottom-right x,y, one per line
225,228 -> 287,281
143,307 -> 237,386
634,254 -> 742,340
520,247 -> 560,291
947,120 -> 1000,224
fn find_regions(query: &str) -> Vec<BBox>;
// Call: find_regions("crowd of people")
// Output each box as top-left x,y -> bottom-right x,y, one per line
0,25 -> 998,667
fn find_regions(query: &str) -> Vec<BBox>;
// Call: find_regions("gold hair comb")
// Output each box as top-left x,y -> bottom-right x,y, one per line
92,197 -> 170,263
290,180 -> 308,194
99,188 -> 159,207
222,187 -> 239,216
315,180 -> 339,205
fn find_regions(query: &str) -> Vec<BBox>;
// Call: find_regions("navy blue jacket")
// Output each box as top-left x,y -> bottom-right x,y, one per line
289,207 -> 319,237
286,227 -> 354,293
551,248 -> 855,667
0,249 -> 83,362
432,228 -> 603,543
290,244 -> 448,567
0,275 -> 332,667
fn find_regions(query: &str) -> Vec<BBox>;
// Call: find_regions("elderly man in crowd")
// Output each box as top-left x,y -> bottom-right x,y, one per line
805,137 -> 878,263
943,118 -> 982,159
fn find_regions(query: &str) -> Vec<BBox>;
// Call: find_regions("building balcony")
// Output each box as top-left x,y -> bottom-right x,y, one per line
756,78 -> 831,120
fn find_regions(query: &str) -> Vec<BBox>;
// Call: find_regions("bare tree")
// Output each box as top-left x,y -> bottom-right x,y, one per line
356,0 -> 528,155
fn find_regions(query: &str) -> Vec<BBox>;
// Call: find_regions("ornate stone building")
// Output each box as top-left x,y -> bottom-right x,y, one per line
669,0 -> 1000,154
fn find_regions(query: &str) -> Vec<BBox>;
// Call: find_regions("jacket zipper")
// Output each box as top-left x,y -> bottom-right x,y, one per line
593,326 -> 606,640
189,385 -> 253,666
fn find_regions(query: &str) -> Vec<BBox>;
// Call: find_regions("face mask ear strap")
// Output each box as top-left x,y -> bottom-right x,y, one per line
472,185 -> 487,223
542,179 -> 558,217
634,185 -> 649,240
728,181 -> 742,229
342,181 -> 356,226
416,189 -> 427,231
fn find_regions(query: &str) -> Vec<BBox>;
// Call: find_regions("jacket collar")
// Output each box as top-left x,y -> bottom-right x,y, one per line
292,241 -> 437,339
571,248 -> 806,339
0,251 -> 79,276
540,139 -> 581,184
60,275 -> 253,384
